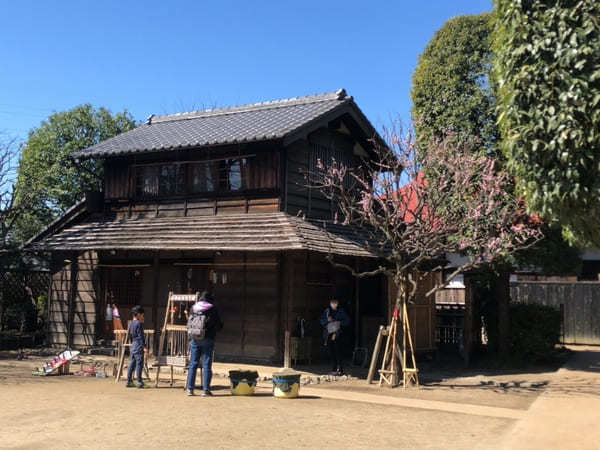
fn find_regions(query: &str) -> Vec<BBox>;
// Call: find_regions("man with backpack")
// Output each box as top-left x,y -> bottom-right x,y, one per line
186,291 -> 223,397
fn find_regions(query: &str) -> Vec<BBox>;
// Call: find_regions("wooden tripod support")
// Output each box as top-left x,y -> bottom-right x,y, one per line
400,300 -> 419,387
376,301 -> 419,388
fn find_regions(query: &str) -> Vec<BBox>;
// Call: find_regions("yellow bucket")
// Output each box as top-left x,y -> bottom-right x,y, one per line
231,380 -> 256,396
229,370 -> 259,396
272,370 -> 301,398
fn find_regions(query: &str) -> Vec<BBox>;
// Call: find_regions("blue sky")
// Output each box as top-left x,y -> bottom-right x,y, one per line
1,0 -> 492,141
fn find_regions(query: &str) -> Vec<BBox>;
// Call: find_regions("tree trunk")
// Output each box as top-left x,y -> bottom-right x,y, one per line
494,270 -> 511,359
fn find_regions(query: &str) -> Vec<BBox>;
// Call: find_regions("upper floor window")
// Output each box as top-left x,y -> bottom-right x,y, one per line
310,143 -> 353,188
189,161 -> 217,193
135,157 -> 252,199
135,164 -> 185,198
219,158 -> 248,191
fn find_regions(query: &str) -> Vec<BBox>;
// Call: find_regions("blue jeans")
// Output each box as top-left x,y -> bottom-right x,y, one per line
127,350 -> 144,385
186,338 -> 214,392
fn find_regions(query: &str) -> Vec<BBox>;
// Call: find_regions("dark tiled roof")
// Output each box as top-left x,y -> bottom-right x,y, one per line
27,212 -> 377,257
76,89 -> 357,159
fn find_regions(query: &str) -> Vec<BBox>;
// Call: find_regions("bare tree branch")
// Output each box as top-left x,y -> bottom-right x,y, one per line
308,121 -> 543,308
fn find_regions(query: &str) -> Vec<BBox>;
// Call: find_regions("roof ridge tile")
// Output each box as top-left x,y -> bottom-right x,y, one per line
150,89 -> 348,124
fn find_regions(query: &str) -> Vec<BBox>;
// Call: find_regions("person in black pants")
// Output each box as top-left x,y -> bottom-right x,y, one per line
320,299 -> 349,375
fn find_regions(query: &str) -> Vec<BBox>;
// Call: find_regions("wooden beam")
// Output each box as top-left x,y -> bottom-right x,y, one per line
367,325 -> 385,384
241,252 -> 247,354
67,253 -> 78,349
151,252 -> 160,354
354,257 -> 360,348
284,330 -> 291,368
276,252 -> 284,360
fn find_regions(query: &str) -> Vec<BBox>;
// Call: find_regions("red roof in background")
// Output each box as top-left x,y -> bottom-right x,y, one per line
394,171 -> 542,226
396,171 -> 427,223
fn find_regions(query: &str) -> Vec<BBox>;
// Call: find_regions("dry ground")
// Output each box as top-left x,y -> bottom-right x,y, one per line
0,347 -> 598,449
0,357 -> 514,450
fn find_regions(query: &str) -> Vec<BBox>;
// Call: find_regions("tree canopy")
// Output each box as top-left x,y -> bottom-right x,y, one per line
494,0 -> 600,245
14,104 -> 136,242
411,13 -> 498,155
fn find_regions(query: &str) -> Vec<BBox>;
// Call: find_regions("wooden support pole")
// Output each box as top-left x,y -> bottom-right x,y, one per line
154,292 -> 172,387
115,326 -> 130,383
367,325 -> 385,384
151,252 -> 160,355
354,257 -> 360,348
67,254 -> 78,349
276,252 -> 284,360
284,330 -> 291,369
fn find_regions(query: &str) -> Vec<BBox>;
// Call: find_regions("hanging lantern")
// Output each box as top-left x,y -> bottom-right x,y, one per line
222,272 -> 228,284
210,270 -> 218,284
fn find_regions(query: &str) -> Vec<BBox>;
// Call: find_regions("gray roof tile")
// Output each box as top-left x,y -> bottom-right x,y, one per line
76,89 -> 354,158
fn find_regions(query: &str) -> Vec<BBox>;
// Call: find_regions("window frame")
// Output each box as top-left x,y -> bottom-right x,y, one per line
132,155 -> 258,199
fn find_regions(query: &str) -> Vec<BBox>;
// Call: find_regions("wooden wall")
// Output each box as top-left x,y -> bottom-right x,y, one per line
46,261 -> 70,347
104,160 -> 132,199
387,271 -> 438,354
285,127 -> 358,219
108,197 -> 280,220
144,251 -> 281,361
47,251 -> 99,348
45,248 -> 411,363
510,280 -> 600,345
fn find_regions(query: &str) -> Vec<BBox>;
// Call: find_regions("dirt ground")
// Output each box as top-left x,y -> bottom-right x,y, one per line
0,356 -> 514,450
0,347 -> 598,449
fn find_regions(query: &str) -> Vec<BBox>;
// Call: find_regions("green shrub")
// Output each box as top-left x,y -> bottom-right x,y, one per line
494,0 -> 600,245
510,302 -> 561,362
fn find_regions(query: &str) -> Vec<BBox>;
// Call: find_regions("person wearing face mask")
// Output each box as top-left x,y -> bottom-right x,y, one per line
319,299 -> 350,375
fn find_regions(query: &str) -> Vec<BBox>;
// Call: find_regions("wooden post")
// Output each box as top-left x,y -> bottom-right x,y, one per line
115,325 -> 130,383
151,252 -> 160,355
402,302 -> 406,384
154,291 -> 173,387
367,325 -> 384,384
284,330 -> 291,368
354,257 -> 360,348
67,254 -> 78,349
463,275 -> 473,367
241,252 -> 247,354
276,252 -> 284,360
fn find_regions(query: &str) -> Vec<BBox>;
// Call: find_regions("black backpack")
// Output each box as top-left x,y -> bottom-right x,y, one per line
187,312 -> 208,339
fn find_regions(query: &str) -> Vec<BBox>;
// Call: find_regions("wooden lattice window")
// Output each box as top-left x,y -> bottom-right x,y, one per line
135,163 -> 185,198
104,268 -> 142,306
310,143 -> 353,188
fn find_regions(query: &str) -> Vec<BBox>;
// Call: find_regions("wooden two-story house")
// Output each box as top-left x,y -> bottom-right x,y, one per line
26,89 -> 435,361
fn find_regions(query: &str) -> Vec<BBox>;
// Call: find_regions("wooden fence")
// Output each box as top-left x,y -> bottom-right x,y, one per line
510,281 -> 600,345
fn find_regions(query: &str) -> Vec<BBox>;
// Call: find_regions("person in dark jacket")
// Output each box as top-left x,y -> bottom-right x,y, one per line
186,291 -> 223,397
126,305 -> 146,388
320,299 -> 350,375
